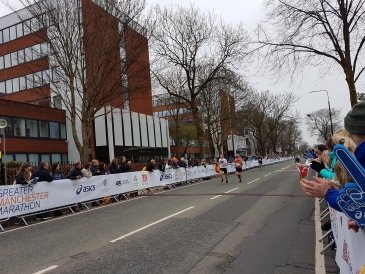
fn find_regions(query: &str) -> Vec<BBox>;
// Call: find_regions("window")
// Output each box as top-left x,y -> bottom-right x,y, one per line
23,20 -> 31,35
40,154 -> 50,163
19,76 -> 26,90
3,28 -> 10,43
6,79 -> 12,93
60,123 -> 66,139
53,96 -> 62,109
15,154 -> 27,163
0,56 -> 3,70
61,154 -> 68,163
12,78 -> 20,93
18,49 -> 25,64
42,70 -> 49,84
49,122 -> 59,139
0,82 -> 5,94
26,119 -> 38,137
39,120 -> 49,137
34,71 -> 42,86
26,74 -> 34,89
0,30 -> 3,44
11,52 -> 18,66
16,23 -> 23,38
13,118 -> 26,136
3,118 -> 12,136
3,154 -> 14,163
9,26 -> 16,40
25,47 -> 32,62
28,154 -> 39,164
32,44 -> 41,59
4,54 -> 10,68
51,154 -> 61,163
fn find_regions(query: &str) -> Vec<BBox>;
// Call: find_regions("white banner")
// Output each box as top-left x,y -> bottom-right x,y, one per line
329,206 -> 365,274
0,158 -> 291,219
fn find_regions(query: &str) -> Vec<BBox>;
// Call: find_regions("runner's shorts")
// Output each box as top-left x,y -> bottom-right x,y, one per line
235,167 -> 242,173
220,168 -> 228,174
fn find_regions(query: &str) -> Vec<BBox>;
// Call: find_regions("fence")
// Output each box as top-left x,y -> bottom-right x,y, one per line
0,157 -> 291,231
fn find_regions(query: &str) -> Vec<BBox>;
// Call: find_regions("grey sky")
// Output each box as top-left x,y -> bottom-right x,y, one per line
1,0 -> 362,146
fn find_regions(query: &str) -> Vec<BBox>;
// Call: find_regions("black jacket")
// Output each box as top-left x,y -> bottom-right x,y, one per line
15,173 -> 28,185
68,168 -> 83,179
109,163 -> 120,174
33,168 -> 53,182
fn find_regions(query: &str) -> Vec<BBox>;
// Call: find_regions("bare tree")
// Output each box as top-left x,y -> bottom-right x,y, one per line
150,4 -> 249,156
237,90 -> 297,155
258,0 -> 365,107
5,0 -> 149,161
306,108 -> 342,141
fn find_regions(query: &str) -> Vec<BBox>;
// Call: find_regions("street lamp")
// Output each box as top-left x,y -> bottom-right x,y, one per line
309,89 -> 334,136
0,119 -> 7,185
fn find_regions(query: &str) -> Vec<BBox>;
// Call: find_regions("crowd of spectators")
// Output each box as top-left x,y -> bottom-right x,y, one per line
297,102 -> 365,255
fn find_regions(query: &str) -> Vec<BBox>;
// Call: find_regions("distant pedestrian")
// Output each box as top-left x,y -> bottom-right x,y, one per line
234,154 -> 244,183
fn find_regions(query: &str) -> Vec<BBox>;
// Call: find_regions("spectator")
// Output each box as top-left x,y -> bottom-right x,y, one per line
119,156 -> 131,173
50,163 -> 65,180
178,157 -> 188,168
33,162 -> 53,182
146,159 -> 156,172
68,162 -> 83,180
158,158 -> 169,172
170,157 -> 179,169
15,163 -> 33,185
109,158 -> 120,174
98,162 -> 108,175
90,159 -> 102,176
81,163 -> 92,178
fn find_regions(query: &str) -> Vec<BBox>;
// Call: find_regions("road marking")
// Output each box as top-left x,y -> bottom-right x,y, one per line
225,187 -> 239,193
247,178 -> 260,185
264,173 -> 272,177
33,265 -> 58,274
110,206 -> 195,243
315,199 -> 326,274
274,170 -> 280,173
210,195 -> 222,200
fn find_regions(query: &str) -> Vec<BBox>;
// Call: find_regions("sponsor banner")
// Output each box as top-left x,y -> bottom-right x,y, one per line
0,158 -> 291,219
329,206 -> 365,274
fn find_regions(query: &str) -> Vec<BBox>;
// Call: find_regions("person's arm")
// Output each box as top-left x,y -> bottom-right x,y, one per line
319,168 -> 335,180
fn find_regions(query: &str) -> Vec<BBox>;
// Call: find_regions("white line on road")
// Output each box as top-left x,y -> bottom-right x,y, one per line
247,178 -> 260,185
264,173 -> 272,177
33,265 -> 58,274
315,199 -> 326,274
273,170 -> 280,173
210,195 -> 222,200
110,206 -> 195,243
225,187 -> 239,193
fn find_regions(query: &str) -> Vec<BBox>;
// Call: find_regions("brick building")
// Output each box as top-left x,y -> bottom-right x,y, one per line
0,0 -> 169,164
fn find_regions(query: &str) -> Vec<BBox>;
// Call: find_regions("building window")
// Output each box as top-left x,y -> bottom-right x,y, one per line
3,154 -> 14,163
16,23 -> 23,38
13,118 -> 26,137
53,96 -> 62,109
3,28 -> 10,43
39,120 -> 49,138
61,154 -> 68,163
50,122 -> 60,139
28,153 -> 39,164
5,79 -> 12,93
4,54 -> 10,68
0,81 -> 5,94
26,119 -> 38,137
40,154 -> 50,163
51,153 -> 61,163
60,123 -> 66,139
15,154 -> 27,163
12,78 -> 20,93
0,55 -> 3,70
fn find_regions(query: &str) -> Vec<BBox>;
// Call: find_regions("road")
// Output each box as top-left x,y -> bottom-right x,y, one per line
0,161 -> 316,274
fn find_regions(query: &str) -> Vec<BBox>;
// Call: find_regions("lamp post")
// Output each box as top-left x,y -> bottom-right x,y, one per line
309,90 -> 334,136
0,119 -> 7,185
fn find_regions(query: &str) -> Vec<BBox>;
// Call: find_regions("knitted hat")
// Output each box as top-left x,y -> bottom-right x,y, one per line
344,102 -> 365,135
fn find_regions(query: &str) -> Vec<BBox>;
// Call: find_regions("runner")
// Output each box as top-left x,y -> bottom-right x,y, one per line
218,154 -> 228,183
257,156 -> 263,169
234,154 -> 244,183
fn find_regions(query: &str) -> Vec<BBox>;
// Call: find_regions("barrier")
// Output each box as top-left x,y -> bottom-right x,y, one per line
329,206 -> 365,273
0,157 -> 291,224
